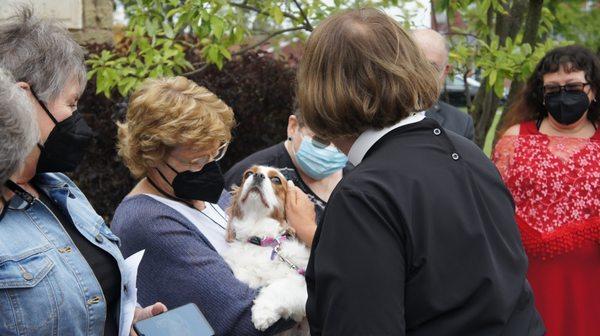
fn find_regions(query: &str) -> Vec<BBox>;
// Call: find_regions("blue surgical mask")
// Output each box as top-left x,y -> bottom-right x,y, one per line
291,133 -> 348,180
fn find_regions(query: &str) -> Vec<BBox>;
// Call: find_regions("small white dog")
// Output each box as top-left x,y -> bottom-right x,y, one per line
221,165 -> 310,335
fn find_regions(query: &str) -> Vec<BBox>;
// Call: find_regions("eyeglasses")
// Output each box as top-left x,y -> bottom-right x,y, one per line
211,142 -> 229,162
543,82 -> 590,95
429,61 -> 444,73
171,142 -> 229,170
298,130 -> 333,149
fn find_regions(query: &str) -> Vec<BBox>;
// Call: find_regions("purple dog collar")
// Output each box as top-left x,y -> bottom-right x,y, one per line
247,234 -> 288,247
247,234 -> 305,276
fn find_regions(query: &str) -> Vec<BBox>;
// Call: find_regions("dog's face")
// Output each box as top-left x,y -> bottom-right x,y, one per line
227,166 -> 288,241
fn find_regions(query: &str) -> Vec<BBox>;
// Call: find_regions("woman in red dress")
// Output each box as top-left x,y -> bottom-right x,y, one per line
493,45 -> 599,335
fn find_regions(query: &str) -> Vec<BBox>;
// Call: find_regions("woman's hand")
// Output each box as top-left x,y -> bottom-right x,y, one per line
130,302 -> 168,336
285,180 -> 317,247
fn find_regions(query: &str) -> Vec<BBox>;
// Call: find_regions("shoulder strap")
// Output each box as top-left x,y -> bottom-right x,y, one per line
592,123 -> 600,140
519,121 -> 539,135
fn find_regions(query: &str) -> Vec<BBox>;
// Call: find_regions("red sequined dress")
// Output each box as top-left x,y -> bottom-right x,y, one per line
493,121 -> 600,335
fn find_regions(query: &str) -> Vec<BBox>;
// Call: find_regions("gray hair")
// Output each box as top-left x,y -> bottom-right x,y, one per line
411,28 -> 450,52
0,6 -> 87,104
0,68 -> 39,190
411,28 -> 450,66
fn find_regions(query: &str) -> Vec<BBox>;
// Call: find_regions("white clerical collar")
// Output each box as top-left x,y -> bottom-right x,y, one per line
347,111 -> 426,165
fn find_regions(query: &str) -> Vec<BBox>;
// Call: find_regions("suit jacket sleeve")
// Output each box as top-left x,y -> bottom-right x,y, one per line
307,187 -> 406,335
465,114 -> 475,141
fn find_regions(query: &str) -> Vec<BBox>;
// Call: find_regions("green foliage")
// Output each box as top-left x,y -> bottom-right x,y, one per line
444,0 -> 568,101
478,37 -> 566,97
440,0 -> 600,147
550,0 -> 600,52
89,0 -> 405,98
86,36 -> 193,98
89,0 -> 600,101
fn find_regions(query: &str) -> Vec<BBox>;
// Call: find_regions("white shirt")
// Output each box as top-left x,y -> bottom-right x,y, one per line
145,194 -> 230,253
347,111 -> 426,165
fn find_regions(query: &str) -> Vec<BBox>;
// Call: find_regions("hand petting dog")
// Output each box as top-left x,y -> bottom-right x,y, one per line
285,180 -> 317,247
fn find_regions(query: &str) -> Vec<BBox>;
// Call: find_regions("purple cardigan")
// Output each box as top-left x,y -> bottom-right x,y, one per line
111,194 -> 292,335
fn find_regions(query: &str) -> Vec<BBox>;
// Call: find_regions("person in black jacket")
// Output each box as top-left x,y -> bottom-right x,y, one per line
412,28 -> 475,140
285,8 -> 545,336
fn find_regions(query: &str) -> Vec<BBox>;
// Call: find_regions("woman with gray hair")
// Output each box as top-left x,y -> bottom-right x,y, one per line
0,8 -> 165,336
0,69 -> 38,196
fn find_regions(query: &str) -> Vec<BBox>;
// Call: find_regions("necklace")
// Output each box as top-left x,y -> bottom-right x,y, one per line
207,203 -> 227,221
198,205 -> 227,231
146,177 -> 227,231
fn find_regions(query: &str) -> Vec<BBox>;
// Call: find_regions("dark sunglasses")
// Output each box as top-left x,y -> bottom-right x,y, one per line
543,82 -> 590,95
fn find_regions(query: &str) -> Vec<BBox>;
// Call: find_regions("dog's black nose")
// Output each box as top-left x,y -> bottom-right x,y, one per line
253,173 -> 265,183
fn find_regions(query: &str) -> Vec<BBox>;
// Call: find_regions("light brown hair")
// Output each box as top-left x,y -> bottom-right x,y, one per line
117,76 -> 235,178
297,8 -> 440,140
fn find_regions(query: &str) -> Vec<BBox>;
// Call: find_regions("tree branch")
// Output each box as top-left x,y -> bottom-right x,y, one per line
507,0 -> 528,40
445,31 -> 479,39
228,2 -> 300,22
182,26 -> 308,78
485,5 -> 494,44
499,0 -> 545,135
181,62 -> 210,78
292,0 -> 313,31
233,26 -> 307,56
180,40 -> 198,49
522,0 -> 544,45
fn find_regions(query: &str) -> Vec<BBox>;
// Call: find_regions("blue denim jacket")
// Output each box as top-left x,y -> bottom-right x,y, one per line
0,173 -> 131,335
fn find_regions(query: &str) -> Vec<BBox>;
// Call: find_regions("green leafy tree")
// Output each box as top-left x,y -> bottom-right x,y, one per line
550,0 -> 600,53
90,0 -> 599,147
439,0 -> 565,147
88,0 -> 404,97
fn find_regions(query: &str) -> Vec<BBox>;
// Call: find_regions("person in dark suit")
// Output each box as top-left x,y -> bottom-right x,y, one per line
412,29 -> 475,140
427,100 -> 474,139
284,8 -> 545,335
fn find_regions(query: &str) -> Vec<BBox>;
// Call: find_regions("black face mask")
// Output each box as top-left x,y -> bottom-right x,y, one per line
156,161 -> 225,203
545,91 -> 590,126
32,90 -> 94,173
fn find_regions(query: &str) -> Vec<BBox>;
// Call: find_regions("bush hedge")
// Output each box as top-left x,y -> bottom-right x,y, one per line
72,49 -> 296,222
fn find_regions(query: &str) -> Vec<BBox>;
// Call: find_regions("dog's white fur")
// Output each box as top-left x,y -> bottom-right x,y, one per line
221,166 -> 310,335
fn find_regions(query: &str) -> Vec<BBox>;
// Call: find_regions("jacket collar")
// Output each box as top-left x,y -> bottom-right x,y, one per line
348,111 -> 425,166
33,173 -> 71,190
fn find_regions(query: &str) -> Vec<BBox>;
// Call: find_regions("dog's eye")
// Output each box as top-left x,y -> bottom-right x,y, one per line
244,171 -> 254,179
270,176 -> 282,185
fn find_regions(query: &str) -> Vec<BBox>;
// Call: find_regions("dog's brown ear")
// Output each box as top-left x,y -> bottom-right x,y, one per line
228,185 -> 242,219
225,185 -> 242,242
285,226 -> 296,237
226,225 -> 236,242
272,206 -> 286,226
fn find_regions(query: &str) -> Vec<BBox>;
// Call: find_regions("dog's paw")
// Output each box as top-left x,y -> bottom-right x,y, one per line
290,311 -> 305,322
252,302 -> 281,331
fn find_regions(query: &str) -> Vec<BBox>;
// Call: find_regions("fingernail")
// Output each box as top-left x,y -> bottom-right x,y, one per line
288,180 -> 294,187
